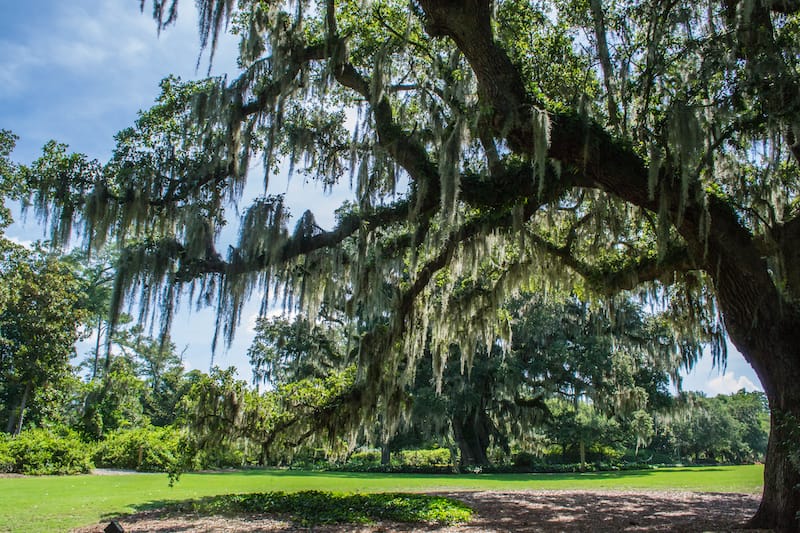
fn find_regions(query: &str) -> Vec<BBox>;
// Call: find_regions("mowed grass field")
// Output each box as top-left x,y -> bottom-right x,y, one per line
0,465 -> 764,532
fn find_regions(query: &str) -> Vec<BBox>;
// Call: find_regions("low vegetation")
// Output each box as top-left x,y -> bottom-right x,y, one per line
165,490 -> 473,526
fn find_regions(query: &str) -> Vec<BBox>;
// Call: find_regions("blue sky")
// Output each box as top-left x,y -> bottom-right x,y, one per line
0,0 -> 762,395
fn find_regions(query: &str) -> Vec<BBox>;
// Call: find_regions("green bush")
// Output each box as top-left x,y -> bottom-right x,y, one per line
397,448 -> 452,466
94,425 -> 182,472
348,450 -> 382,466
188,443 -> 246,470
539,443 -> 624,464
170,491 -> 473,526
5,427 -> 93,475
335,464 -> 456,474
513,451 -> 540,468
0,434 -> 14,473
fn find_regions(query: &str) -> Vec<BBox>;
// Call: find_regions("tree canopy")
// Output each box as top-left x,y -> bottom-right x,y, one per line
20,0 -> 800,528
0,244 -> 89,434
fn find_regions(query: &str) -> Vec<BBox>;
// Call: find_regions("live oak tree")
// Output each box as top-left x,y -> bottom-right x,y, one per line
23,0 -> 800,527
405,295 -> 676,467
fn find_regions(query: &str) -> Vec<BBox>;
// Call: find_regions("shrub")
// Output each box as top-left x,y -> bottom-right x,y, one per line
335,464 -> 456,474
0,434 -> 14,473
397,448 -> 452,466
187,443 -> 246,470
513,451 -> 540,468
94,425 -> 182,472
6,427 -> 93,475
169,491 -> 473,526
348,450 -> 382,466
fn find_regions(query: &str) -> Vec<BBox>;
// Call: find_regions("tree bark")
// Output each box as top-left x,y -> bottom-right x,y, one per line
91,315 -> 102,380
750,403 -> 800,530
10,383 -> 32,436
381,444 -> 391,466
703,201 -> 800,531
452,414 -> 491,466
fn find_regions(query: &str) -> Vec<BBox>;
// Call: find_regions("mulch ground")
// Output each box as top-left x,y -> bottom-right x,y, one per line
73,489 -> 767,532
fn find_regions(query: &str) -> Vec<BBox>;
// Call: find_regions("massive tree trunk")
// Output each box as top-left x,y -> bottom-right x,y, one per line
718,271 -> 800,530
451,413 -> 491,466
751,400 -> 800,530
703,201 -> 800,530
8,383 -> 32,436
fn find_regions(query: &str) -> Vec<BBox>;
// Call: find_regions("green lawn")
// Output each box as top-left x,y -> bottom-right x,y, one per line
0,465 -> 764,532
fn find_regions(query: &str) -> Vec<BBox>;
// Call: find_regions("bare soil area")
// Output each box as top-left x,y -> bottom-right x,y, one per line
73,489 -> 767,532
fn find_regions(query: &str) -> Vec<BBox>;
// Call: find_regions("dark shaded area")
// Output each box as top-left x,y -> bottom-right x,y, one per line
446,490 -> 762,532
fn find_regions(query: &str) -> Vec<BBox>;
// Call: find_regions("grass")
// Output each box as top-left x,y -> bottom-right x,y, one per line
0,464 -> 764,532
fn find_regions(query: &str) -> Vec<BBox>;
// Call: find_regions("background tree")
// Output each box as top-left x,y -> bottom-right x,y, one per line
63,250 -> 117,380
296,294 -> 678,467
23,0 -> 800,526
180,364 -> 359,467
248,314 -> 350,387
720,390 -> 770,463
0,245 -> 89,434
0,130 -> 23,232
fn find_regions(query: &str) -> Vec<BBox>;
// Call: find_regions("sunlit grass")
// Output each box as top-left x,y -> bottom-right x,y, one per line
0,464 -> 763,532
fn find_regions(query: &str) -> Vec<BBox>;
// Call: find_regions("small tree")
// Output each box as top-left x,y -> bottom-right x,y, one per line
0,245 -> 89,434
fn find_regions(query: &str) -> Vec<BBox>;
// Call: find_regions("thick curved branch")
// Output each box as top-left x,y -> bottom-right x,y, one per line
174,199 -> 413,281
527,230 -> 695,294
239,41 -> 338,116
333,63 -> 441,191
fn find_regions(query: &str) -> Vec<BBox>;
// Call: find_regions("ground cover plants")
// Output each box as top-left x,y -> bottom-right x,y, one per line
161,491 -> 473,526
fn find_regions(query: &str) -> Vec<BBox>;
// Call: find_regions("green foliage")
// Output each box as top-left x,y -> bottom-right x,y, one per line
248,315 -> 349,386
0,245 -> 90,434
395,448 -> 452,467
2,427 -> 93,475
495,0 -> 598,109
347,447 -> 453,468
0,129 -> 23,229
81,356 -> 149,437
0,433 -> 13,473
180,365 -> 359,468
348,449 -> 382,466
171,490 -> 473,526
93,425 -> 182,472
664,391 -> 770,464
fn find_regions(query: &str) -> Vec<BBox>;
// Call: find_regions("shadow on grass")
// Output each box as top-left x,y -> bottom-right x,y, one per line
440,490 -> 760,532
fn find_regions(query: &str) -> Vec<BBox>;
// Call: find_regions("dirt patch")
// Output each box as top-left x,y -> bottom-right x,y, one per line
72,490 -> 766,532
90,469 -> 142,476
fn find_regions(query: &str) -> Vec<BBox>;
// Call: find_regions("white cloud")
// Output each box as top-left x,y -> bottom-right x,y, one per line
0,42 -> 43,97
244,305 -> 295,333
705,371 -> 761,396
5,234 -> 34,249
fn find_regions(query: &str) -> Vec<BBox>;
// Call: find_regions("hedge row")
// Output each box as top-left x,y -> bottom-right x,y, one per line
0,428 -> 93,475
0,425 -> 184,475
